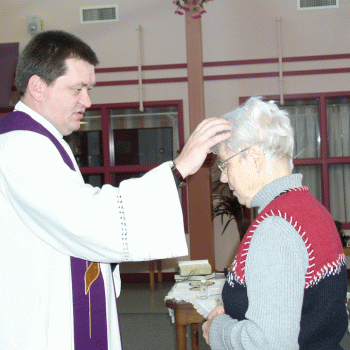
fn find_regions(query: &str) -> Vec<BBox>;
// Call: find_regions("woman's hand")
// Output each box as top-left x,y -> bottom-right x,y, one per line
208,305 -> 225,319
202,305 -> 225,345
202,318 -> 214,345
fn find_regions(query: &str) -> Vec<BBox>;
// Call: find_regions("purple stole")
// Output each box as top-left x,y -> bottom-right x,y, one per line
0,111 -> 114,349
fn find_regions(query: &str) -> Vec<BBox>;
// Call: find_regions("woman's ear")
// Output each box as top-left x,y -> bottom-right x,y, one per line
26,75 -> 46,101
248,144 -> 265,173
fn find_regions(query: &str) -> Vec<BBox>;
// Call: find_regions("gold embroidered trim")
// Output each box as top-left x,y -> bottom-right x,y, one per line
84,261 -> 100,295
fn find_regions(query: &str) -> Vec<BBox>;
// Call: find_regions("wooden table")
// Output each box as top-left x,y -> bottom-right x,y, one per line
344,247 -> 350,256
165,299 -> 205,350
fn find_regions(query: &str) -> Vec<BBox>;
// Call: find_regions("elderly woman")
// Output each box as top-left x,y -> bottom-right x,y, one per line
203,97 -> 348,349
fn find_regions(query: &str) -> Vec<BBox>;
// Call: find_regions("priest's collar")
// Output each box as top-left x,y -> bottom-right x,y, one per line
14,101 -> 64,140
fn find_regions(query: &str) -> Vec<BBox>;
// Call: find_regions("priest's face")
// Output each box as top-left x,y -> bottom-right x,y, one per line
39,58 -> 95,136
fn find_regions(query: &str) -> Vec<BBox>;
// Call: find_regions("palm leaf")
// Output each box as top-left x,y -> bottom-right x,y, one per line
212,179 -> 249,240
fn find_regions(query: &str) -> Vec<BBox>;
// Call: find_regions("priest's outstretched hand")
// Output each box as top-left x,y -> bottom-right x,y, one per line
173,118 -> 231,179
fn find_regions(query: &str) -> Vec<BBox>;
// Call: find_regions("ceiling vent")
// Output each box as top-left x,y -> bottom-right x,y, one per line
80,5 -> 119,24
298,0 -> 339,10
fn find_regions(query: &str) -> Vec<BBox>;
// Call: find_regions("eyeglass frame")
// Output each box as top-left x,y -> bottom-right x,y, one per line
217,148 -> 249,173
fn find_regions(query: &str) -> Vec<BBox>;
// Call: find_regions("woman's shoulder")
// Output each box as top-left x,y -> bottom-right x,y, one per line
249,215 -> 309,265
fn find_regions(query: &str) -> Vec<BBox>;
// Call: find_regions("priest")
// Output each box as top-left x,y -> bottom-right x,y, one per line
0,30 -> 231,349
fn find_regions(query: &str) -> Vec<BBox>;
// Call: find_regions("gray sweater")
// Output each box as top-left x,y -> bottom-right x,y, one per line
209,174 -> 309,349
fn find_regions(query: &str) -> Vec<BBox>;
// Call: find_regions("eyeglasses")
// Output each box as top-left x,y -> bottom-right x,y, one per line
217,148 -> 248,173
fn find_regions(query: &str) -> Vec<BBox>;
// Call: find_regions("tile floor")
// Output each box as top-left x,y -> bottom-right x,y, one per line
118,281 -> 210,350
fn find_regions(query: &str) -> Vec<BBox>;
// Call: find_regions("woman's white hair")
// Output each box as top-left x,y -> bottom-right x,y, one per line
213,97 -> 294,171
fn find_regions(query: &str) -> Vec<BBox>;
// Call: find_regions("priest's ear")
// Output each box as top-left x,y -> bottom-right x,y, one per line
26,75 -> 47,102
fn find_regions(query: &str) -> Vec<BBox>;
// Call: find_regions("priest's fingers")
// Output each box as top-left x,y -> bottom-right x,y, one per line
174,118 -> 231,178
190,118 -> 231,146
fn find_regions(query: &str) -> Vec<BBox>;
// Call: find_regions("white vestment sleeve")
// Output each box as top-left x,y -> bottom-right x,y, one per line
0,131 -> 187,263
119,162 -> 188,261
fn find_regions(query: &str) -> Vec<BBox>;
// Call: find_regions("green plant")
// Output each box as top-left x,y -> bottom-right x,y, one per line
334,220 -> 350,248
212,178 -> 250,241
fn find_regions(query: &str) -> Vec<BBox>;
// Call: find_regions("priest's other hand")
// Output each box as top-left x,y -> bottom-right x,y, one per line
174,118 -> 231,179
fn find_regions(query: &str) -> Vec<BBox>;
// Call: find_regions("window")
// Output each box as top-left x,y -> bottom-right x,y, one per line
64,101 -> 188,227
276,99 -> 323,202
327,98 -> 350,226
108,106 -> 180,186
64,101 -> 183,182
272,93 -> 350,228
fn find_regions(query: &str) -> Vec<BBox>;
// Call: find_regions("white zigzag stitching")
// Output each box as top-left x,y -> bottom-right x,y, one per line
229,206 -> 334,289
274,209 -> 345,289
307,254 -> 346,288
228,186 -> 344,289
273,209 -> 317,287
228,213 -> 273,287
228,231 -> 256,287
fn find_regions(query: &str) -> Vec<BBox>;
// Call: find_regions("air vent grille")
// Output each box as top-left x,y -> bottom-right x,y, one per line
80,5 -> 119,24
298,0 -> 339,10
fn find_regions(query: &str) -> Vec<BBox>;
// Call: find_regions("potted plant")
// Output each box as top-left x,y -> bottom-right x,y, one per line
212,178 -> 250,241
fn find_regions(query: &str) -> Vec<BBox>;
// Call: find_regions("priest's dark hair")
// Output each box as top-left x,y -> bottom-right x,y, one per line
15,30 -> 99,97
